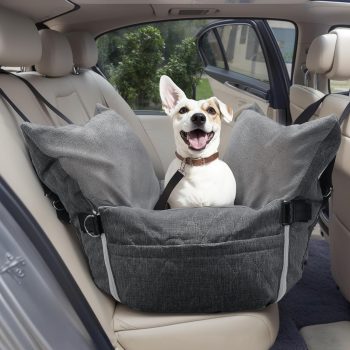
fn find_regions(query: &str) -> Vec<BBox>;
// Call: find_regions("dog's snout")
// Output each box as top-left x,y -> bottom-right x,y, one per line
191,113 -> 206,126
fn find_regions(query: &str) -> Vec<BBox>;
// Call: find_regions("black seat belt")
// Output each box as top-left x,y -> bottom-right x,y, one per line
294,94 -> 329,125
294,94 -> 350,201
0,68 -> 73,124
0,69 -> 72,222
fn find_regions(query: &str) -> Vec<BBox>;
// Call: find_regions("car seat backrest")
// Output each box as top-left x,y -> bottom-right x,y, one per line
65,30 -> 166,178
0,9 -> 118,345
291,28 -> 350,302
319,28 -> 350,303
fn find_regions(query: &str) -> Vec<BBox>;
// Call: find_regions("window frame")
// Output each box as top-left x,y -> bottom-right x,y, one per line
95,18 -> 298,114
196,19 -> 294,111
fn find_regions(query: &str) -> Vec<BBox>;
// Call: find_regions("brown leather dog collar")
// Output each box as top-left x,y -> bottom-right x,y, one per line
175,151 -> 219,166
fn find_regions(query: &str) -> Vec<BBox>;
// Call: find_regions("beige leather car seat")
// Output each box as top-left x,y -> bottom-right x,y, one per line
292,29 -> 350,303
0,7 -> 279,349
289,33 -> 335,121
321,29 -> 350,303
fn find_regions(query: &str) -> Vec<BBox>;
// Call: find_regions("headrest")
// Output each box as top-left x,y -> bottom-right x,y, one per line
35,29 -> 73,77
66,32 -> 98,69
306,28 -> 350,80
306,33 -> 337,75
0,7 -> 42,66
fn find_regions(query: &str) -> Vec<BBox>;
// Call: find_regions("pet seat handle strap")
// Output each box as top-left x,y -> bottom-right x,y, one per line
154,170 -> 184,210
0,69 -> 73,124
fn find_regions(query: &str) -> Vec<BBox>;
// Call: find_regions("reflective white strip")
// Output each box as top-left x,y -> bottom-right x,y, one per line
101,233 -> 120,301
277,225 -> 290,302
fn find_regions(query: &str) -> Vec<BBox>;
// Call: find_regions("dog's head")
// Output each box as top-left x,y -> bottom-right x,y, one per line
160,75 -> 233,158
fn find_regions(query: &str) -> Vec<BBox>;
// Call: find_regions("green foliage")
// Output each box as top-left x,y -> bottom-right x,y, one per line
97,20 -> 211,109
158,37 -> 203,99
196,78 -> 213,100
110,26 -> 165,109
96,34 -> 122,80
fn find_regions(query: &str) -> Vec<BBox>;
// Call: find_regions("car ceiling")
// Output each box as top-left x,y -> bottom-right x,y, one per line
1,0 -> 350,35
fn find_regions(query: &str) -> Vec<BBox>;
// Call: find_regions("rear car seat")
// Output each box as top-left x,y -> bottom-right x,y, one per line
0,7 -> 279,349
291,29 -> 350,303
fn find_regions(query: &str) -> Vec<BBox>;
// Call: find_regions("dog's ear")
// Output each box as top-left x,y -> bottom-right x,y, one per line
159,75 -> 187,115
213,97 -> 234,123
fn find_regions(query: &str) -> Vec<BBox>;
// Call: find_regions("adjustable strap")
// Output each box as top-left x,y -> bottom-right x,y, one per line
294,94 -> 328,124
281,199 -> 312,225
294,94 -> 350,201
338,100 -> 350,125
77,211 -> 120,301
154,170 -> 184,210
0,88 -> 30,122
0,70 -> 71,222
0,69 -> 73,124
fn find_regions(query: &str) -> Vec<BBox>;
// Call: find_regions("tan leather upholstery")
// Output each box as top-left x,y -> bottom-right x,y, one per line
36,29 -> 74,77
327,28 -> 350,80
0,9 -> 279,349
291,30 -> 350,303
330,103 -> 350,302
0,7 -> 42,66
305,28 -> 350,80
289,85 -> 324,121
114,303 -> 279,350
306,33 -> 337,75
66,32 -> 98,69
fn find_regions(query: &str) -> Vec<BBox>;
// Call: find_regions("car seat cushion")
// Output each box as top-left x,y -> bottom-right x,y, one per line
20,105 -> 341,313
224,109 -> 341,209
20,104 -> 161,221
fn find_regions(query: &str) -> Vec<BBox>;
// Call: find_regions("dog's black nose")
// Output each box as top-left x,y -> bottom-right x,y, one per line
191,113 -> 206,126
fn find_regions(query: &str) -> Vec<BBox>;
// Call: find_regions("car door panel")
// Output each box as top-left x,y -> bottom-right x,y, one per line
197,19 -> 291,125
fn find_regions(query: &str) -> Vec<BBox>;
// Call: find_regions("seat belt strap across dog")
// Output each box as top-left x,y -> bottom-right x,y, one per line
154,170 -> 185,210
154,152 -> 220,210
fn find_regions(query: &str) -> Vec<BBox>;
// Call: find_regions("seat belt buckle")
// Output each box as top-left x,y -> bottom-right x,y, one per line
281,199 -> 312,225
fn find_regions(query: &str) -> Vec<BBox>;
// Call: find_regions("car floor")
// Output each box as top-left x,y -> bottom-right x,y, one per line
271,236 -> 350,350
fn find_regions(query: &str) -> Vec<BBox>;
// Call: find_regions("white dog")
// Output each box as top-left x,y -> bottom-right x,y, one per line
160,75 -> 236,208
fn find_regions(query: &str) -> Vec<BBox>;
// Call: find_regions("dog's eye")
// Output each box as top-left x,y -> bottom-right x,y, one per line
207,107 -> 216,115
179,107 -> 189,114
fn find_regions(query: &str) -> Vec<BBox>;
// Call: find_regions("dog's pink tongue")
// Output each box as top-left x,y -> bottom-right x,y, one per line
187,130 -> 208,150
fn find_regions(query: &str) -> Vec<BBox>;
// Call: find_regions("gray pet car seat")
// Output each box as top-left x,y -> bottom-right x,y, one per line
0,72 -> 344,313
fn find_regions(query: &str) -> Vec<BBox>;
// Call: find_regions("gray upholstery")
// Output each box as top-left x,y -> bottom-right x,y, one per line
224,109 -> 341,208
21,106 -> 341,313
21,104 -> 161,225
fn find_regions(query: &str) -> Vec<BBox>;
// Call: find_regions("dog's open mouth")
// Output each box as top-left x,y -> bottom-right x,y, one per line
180,130 -> 215,151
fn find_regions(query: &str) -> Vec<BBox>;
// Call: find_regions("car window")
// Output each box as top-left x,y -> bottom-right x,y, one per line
201,24 -> 270,83
97,20 -> 214,112
267,20 -> 296,79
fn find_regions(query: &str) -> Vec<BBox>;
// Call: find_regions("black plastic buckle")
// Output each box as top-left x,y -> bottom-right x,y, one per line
281,199 -> 312,226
